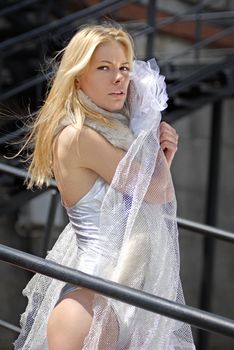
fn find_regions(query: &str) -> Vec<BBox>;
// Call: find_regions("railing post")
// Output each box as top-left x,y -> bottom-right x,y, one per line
198,99 -> 223,349
146,0 -> 157,59
42,189 -> 59,257
194,0 -> 204,61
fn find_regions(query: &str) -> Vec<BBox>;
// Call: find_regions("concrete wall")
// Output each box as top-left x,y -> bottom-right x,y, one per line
171,100 -> 234,349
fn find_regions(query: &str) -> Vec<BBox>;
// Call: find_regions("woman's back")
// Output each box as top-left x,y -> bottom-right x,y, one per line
53,123 -> 126,208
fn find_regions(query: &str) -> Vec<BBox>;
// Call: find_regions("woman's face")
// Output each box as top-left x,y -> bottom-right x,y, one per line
78,41 -> 131,112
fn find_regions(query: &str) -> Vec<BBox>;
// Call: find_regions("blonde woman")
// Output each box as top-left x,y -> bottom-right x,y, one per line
14,24 -> 195,350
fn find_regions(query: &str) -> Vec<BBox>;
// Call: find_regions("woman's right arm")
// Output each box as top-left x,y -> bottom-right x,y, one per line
77,126 -> 126,184
77,126 -> 174,204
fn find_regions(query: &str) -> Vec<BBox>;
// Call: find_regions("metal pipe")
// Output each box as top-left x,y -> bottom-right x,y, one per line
0,73 -> 51,102
167,54 -> 234,98
0,127 -> 27,145
158,10 -> 234,24
155,0 -> 214,29
194,0 -> 204,61
163,24 -> 234,64
1,164 -> 234,243
0,0 -> 39,17
0,163 -> 57,188
0,0 -> 135,51
145,0 -> 157,59
0,244 -> 234,338
177,217 -> 234,243
198,100 -> 223,349
0,319 -> 20,334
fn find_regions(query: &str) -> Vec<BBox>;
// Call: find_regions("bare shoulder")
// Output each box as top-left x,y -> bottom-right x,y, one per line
54,124 -> 80,156
53,124 -> 105,163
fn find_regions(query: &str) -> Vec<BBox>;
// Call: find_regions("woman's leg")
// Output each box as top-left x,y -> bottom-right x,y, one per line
47,288 -> 94,350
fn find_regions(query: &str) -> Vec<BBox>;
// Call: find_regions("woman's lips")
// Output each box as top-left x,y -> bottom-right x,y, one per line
109,91 -> 125,96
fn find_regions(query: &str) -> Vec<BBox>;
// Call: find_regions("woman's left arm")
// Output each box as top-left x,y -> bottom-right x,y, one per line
160,121 -> 179,168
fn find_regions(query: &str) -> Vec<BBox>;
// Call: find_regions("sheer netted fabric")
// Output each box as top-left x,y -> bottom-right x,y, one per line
14,60 -> 195,349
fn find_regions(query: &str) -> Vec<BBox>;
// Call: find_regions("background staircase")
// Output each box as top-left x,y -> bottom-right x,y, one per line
0,1 -> 234,349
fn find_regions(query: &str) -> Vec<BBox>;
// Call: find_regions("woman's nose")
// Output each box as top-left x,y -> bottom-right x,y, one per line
113,69 -> 123,84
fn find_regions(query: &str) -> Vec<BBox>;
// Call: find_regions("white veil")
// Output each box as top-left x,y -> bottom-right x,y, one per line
83,59 -> 196,349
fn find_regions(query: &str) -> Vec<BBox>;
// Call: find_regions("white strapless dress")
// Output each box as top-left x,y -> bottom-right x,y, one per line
14,176 -> 125,350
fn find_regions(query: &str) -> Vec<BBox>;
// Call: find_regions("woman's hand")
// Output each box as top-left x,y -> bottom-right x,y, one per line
160,121 -> 178,168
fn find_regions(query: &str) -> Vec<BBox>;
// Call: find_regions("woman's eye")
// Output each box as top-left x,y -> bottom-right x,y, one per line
120,66 -> 130,71
98,66 -> 109,70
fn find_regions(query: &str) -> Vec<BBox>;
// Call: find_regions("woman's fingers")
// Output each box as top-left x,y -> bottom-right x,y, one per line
160,122 -> 179,167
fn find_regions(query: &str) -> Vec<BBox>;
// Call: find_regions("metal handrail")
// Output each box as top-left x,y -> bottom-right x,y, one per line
0,319 -> 20,334
0,243 -> 234,338
0,0 -> 227,53
0,0 -> 39,17
1,0 -> 234,103
1,50 -> 233,103
156,0 -> 214,28
167,54 -> 234,97
162,10 -> 234,23
0,0 -> 135,51
1,162 -> 234,243
163,24 -> 234,64
0,163 -> 57,189
0,74 -> 48,101
177,217 -> 234,243
126,0 -> 229,40
0,127 -> 27,146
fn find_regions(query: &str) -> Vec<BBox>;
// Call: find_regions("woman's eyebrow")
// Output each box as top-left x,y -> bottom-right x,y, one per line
99,60 -> 129,65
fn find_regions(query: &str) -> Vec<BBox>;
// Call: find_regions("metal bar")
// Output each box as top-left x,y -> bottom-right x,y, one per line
0,163 -> 57,188
163,88 -> 230,123
0,0 -> 39,17
1,6 -> 234,102
167,55 -> 234,98
155,0 -> 213,28
2,51 -> 234,103
0,127 -> 27,145
158,10 -> 234,24
0,0 -> 135,51
0,163 -> 31,181
177,217 -> 234,243
163,24 -> 234,64
198,100 -> 223,349
145,0 -> 157,59
126,1 -> 215,39
42,190 -> 59,257
0,188 -> 48,216
0,319 -> 20,334
0,73 -> 50,102
194,0 -> 204,61
0,244 -> 234,338
1,163 -> 234,242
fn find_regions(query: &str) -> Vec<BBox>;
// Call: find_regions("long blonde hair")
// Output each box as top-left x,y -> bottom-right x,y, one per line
24,23 -> 134,188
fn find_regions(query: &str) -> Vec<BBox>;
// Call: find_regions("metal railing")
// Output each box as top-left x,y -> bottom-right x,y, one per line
0,0 -> 135,52
0,244 -> 234,339
1,162 -> 234,245
0,0 -> 40,17
1,1 -> 234,348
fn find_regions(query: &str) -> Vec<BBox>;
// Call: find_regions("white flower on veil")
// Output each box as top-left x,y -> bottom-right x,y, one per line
129,58 -> 168,136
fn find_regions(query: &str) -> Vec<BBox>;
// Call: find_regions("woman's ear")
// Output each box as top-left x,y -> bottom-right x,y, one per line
75,78 -> 80,89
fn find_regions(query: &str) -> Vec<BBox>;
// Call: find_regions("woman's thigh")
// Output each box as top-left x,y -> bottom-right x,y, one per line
47,288 -> 120,350
47,288 -> 94,350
